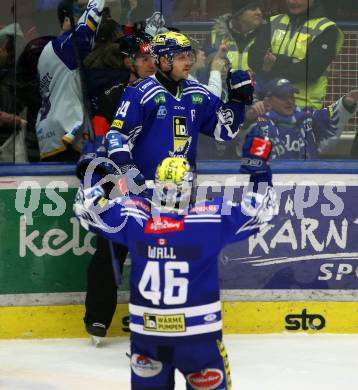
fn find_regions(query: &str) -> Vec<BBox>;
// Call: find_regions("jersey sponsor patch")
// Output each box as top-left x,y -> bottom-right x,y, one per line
145,217 -> 184,233
191,93 -> 204,104
131,354 -> 163,377
173,117 -> 188,138
173,116 -> 189,153
186,369 -> 224,390
169,136 -> 192,158
143,313 -> 186,332
249,137 -> 272,159
190,204 -> 219,214
154,93 -> 166,105
112,119 -> 124,129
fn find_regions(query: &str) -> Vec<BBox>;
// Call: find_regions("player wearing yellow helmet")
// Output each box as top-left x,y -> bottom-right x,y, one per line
151,31 -> 195,82
75,153 -> 277,389
153,157 -> 194,212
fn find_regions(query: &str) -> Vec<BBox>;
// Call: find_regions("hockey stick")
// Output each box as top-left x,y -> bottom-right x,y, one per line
67,0 -> 122,286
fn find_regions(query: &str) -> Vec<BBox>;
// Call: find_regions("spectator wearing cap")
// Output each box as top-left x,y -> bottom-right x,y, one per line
206,0 -> 264,71
249,0 -> 344,110
242,78 -> 358,159
35,0 -> 105,162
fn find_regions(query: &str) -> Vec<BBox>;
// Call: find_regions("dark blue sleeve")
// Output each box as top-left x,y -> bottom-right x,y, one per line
107,86 -> 145,163
311,98 -> 354,149
52,0 -> 104,70
221,184 -> 278,245
73,184 -> 129,245
200,91 -> 246,141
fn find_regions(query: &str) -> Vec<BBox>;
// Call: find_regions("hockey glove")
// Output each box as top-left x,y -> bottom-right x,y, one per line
240,127 -> 272,175
105,130 -> 148,196
76,137 -> 107,182
116,162 -> 148,196
227,70 -> 254,105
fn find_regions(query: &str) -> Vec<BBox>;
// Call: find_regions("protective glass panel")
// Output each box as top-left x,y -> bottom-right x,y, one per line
0,1 -> 356,163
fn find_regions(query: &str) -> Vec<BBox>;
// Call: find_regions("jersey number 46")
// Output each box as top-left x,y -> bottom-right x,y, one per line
138,261 -> 189,305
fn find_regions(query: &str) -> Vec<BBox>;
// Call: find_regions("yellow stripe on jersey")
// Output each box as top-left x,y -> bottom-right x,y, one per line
86,19 -> 96,32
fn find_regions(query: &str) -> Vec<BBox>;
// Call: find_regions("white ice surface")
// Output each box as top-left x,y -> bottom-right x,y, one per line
1,334 -> 358,390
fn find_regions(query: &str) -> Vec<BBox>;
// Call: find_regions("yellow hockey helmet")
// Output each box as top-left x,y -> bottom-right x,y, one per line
154,157 -> 194,211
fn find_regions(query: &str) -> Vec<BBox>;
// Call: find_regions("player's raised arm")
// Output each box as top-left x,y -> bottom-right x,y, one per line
53,0 -> 105,69
313,89 -> 358,153
200,69 -> 254,141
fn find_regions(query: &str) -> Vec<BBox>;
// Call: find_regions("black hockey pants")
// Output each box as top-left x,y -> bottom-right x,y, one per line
84,235 -> 128,329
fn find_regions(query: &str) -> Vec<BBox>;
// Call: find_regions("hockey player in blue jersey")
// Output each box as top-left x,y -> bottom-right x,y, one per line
74,130 -> 277,389
105,30 -> 254,181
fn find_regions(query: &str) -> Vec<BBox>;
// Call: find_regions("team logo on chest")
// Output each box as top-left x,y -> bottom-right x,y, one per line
173,116 -> 188,153
157,105 -> 167,119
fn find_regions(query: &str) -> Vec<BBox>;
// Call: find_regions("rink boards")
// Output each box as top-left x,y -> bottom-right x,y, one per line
1,163 -> 358,338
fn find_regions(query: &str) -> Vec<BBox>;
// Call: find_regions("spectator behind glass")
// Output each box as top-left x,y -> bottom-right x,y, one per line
84,16 -> 124,111
190,0 -> 207,20
16,35 -> 55,162
34,0 -> 64,36
193,36 -> 235,158
205,0 -> 264,72
249,0 -> 344,110
35,0 -> 105,162
188,37 -> 228,98
242,78 -> 358,160
122,0 -> 154,26
0,34 -> 28,162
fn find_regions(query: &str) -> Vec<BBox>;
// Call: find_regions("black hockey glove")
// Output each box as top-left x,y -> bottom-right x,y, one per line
227,69 -> 254,105
76,137 -> 107,182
